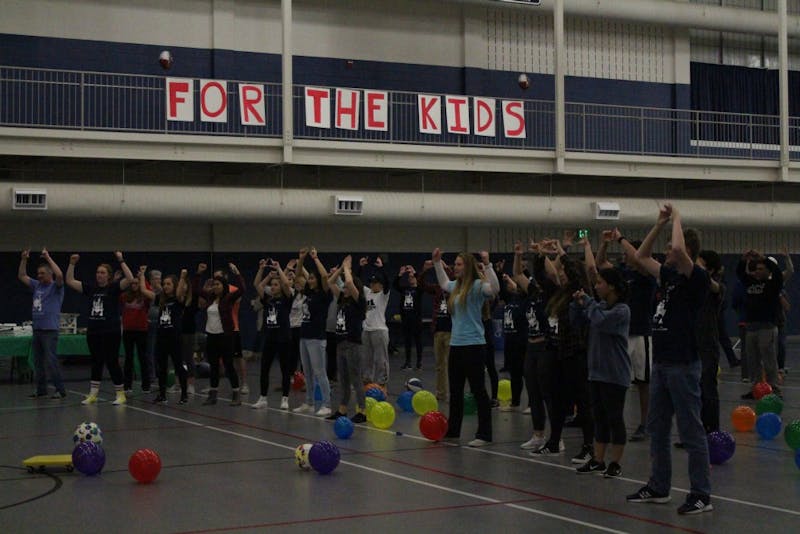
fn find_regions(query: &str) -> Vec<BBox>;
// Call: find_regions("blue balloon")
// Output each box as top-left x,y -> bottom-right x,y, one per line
397,390 -> 414,412
334,416 -> 354,439
756,412 -> 783,440
707,430 -> 736,465
366,387 -> 386,402
72,442 -> 105,476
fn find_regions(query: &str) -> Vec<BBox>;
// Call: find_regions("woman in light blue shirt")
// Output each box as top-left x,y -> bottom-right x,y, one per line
433,248 -> 499,446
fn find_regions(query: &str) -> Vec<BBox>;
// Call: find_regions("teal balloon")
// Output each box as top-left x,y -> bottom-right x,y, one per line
463,392 -> 477,415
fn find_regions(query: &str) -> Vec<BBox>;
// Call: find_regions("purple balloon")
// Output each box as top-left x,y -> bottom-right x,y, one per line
308,440 -> 340,475
707,430 -> 736,465
72,441 -> 106,476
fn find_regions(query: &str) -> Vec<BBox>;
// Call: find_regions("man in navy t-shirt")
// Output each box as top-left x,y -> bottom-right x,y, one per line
18,248 -> 66,399
626,204 -> 712,515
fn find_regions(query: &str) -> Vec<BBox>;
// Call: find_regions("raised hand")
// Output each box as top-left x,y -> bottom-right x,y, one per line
21,249 -> 30,260
259,259 -> 268,269
180,269 -> 188,278
114,251 -> 124,262
563,230 -> 575,247
40,248 -> 50,260
514,241 -> 523,255
602,230 -> 614,243
269,259 -> 281,270
138,265 -> 147,276
611,228 -> 623,242
286,259 -> 298,270
658,204 -> 671,225
228,262 -> 239,275
197,262 -> 208,274
479,250 -> 490,265
299,247 -> 309,259
432,248 -> 442,262
70,254 -> 80,265
399,265 -> 407,275
359,256 -> 369,267
342,255 -> 352,269
495,259 -> 506,272
309,247 -> 318,260
374,256 -> 383,268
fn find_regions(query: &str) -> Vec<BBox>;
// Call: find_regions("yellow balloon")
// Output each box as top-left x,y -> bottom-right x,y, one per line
370,401 -> 396,429
497,379 -> 512,402
365,396 -> 377,418
412,390 -> 438,416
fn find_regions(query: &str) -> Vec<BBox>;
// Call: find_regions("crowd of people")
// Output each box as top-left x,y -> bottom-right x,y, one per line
18,203 -> 794,516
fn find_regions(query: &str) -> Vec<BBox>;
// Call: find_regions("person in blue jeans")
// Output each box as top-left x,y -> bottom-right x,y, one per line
18,248 -> 66,399
627,203 -> 713,515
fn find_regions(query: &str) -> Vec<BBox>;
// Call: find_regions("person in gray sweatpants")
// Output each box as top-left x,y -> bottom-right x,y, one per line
357,256 -> 390,385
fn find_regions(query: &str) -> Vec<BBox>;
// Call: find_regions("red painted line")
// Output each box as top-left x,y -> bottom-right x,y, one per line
171,498 -> 545,533
135,400 -> 704,534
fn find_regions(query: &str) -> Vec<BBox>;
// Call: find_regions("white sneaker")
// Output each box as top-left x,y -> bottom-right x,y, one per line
520,435 -> 546,450
240,384 -> 250,394
292,403 -> 312,413
251,396 -> 268,409
468,438 -> 490,447
522,407 -> 531,414
315,407 -> 332,417
280,396 -> 289,410
559,439 -> 566,452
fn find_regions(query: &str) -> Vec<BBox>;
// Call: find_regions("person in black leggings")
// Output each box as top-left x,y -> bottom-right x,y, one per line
153,271 -> 190,404
394,265 -> 425,370
498,273 -> 527,411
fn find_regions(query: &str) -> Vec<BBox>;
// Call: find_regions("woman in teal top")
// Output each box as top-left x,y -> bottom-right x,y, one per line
433,248 -> 500,446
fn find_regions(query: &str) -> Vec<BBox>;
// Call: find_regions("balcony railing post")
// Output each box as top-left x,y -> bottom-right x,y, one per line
80,72 -> 85,130
640,107 -> 645,155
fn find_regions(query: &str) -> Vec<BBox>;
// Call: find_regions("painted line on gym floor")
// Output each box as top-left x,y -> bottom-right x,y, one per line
121,402 -> 627,534
469,447 -> 800,517
172,498 -> 548,533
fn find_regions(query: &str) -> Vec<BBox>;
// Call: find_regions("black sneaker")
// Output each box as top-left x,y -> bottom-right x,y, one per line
27,392 -> 48,399
153,395 -> 167,404
179,396 -> 189,404
674,442 -> 685,449
350,412 -> 367,424
741,391 -> 754,400
415,365 -> 422,371
576,459 -> 605,474
530,443 -> 563,456
629,425 -> 647,442
400,362 -> 411,370
51,391 -> 67,400
603,462 -> 622,478
677,493 -> 713,515
627,486 -> 671,503
571,444 -> 594,464
326,410 -> 347,421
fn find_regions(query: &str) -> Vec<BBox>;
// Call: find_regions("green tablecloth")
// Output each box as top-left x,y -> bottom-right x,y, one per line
0,334 -> 91,362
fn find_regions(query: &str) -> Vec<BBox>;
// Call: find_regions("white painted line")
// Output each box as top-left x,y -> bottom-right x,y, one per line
121,400 -> 628,533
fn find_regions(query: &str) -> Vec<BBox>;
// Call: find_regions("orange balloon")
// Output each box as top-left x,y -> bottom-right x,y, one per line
731,405 -> 756,432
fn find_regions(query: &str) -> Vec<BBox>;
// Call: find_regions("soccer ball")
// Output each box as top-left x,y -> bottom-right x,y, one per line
405,377 -> 423,393
73,422 -> 103,445
294,443 -> 312,470
159,50 -> 174,70
518,73 -> 530,90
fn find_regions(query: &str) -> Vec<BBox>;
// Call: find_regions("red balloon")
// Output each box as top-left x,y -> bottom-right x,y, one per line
128,449 -> 162,483
753,382 -> 773,401
291,371 -> 306,391
419,411 -> 449,442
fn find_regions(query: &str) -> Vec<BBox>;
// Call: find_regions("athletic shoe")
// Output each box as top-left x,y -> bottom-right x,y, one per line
280,396 -> 289,410
629,425 -> 647,442
498,404 -> 515,412
326,410 -> 347,421
740,378 -> 750,383
251,397 -> 268,409
626,486 -> 671,503
674,442 -> 685,449
576,459 -> 605,474
571,444 -> 594,464
240,384 -> 250,394
490,399 -> 500,408
522,407 -> 531,415
530,442 -> 564,456
520,435 -> 546,450
603,462 -> 622,478
51,391 -> 67,400
315,407 -> 332,417
167,384 -> 180,394
113,392 -> 127,405
28,392 -> 48,399
142,387 -> 151,394
415,365 -> 422,371
468,438 -> 490,447
741,391 -> 754,399
292,403 -> 313,413
400,362 -> 411,370
153,395 -> 167,404
124,389 -> 134,395
179,396 -> 189,405
677,494 -> 713,515
351,412 -> 367,424
81,394 -> 98,405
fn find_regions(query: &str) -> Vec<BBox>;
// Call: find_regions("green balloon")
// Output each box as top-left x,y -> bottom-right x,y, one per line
370,401 -> 396,429
497,379 -> 512,402
463,392 -> 477,415
412,390 -> 438,416
785,419 -> 800,451
755,394 -> 783,416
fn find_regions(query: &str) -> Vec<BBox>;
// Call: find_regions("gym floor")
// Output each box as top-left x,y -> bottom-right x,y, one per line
1,344 -> 798,533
